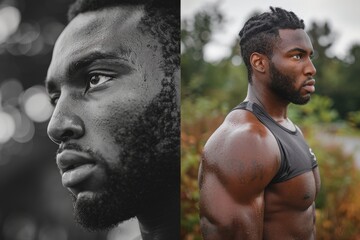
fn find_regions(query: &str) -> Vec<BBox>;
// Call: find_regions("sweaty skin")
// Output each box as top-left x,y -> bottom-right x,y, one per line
199,29 -> 321,239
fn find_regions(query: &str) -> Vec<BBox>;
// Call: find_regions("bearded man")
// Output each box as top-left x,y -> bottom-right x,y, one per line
45,0 -> 180,239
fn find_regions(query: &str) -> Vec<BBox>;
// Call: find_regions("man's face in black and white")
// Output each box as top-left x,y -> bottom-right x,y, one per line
45,5 -> 179,230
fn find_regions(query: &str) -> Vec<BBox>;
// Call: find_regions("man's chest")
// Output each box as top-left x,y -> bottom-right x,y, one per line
265,168 -> 321,212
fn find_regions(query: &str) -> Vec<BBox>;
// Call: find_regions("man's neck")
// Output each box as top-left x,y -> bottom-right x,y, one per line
245,83 -> 290,121
137,191 -> 179,240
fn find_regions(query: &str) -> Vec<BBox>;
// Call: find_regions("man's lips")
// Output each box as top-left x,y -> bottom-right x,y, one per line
302,79 -> 316,93
56,149 -> 94,173
56,150 -> 96,188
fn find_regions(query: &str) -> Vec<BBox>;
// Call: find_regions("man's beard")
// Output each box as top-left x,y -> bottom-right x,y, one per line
72,78 -> 180,231
269,62 -> 311,105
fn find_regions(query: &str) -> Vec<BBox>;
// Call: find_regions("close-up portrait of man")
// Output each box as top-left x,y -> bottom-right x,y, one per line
45,0 -> 180,239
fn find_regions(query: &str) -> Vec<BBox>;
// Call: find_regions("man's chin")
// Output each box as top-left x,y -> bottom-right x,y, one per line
71,192 -> 136,231
290,94 -> 311,105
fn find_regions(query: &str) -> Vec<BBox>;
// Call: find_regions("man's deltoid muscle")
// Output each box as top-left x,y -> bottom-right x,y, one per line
45,0 -> 180,239
199,7 -> 321,240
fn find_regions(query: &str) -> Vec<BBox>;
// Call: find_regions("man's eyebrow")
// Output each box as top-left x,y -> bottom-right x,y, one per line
287,47 -> 313,55
45,51 -> 131,93
68,51 -> 130,77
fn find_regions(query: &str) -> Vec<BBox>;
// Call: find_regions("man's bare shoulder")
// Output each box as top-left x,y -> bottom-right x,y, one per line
202,109 -> 280,185
204,109 -> 276,155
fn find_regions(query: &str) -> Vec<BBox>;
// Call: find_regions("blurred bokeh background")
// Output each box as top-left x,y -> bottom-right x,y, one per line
0,0 -> 140,239
181,1 -> 360,240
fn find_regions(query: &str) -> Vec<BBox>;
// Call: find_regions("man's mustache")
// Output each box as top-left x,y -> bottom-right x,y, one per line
57,142 -> 84,155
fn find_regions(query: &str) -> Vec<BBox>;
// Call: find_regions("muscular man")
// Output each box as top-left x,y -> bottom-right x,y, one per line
45,0 -> 180,239
199,7 -> 321,239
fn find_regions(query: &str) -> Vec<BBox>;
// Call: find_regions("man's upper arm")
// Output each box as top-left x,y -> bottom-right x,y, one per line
199,120 -> 279,240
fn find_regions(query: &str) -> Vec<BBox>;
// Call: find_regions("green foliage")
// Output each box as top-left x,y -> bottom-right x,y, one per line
313,139 -> 360,239
182,97 -> 228,124
181,4 -> 224,99
306,22 -> 360,119
348,111 -> 360,128
289,95 -> 339,126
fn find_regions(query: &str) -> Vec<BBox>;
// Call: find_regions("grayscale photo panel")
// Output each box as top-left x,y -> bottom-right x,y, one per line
0,0 -> 180,239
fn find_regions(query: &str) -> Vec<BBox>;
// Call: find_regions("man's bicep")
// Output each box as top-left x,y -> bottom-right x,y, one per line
199,171 -> 265,240
199,125 -> 279,239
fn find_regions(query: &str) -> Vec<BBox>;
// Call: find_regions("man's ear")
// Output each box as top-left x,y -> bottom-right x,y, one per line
250,52 -> 268,73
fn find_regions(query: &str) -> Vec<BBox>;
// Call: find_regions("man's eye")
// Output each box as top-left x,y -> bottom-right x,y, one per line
88,75 -> 112,89
293,54 -> 302,60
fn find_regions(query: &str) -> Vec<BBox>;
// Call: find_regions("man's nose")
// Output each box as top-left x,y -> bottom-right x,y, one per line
47,96 -> 85,145
305,58 -> 317,77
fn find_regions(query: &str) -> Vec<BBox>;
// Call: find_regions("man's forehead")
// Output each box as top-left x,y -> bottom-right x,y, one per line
277,29 -> 313,50
46,5 -> 147,83
57,5 -> 145,45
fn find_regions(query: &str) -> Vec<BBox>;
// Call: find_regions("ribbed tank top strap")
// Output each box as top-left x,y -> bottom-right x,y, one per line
232,101 -> 272,127
232,101 -> 254,112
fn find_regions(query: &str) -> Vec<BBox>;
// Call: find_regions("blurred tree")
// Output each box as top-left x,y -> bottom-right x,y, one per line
181,3 -> 224,99
342,44 -> 360,117
307,22 -> 360,119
